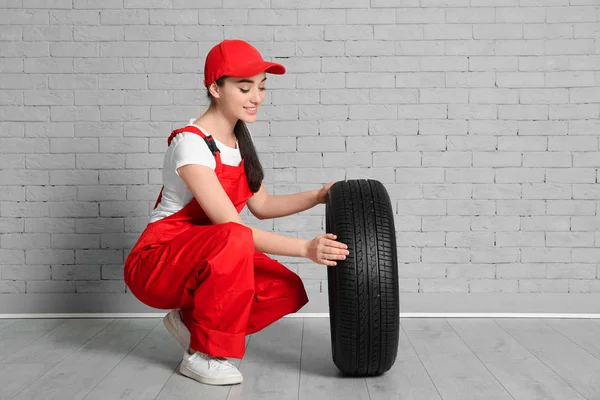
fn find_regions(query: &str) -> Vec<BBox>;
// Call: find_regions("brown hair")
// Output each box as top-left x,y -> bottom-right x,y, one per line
207,76 -> 264,193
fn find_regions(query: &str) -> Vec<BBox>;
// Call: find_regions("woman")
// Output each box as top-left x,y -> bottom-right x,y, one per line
124,39 -> 350,386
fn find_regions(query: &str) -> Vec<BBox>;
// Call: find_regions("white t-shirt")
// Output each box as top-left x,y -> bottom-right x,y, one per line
148,120 -> 243,223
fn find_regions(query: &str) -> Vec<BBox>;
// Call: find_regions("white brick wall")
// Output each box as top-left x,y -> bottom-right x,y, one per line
0,2 -> 599,311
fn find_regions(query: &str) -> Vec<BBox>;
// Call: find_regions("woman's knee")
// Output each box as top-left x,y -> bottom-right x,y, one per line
222,221 -> 253,253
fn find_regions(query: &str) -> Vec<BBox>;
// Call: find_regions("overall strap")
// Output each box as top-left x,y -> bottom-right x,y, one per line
153,125 -> 223,210
166,125 -> 223,167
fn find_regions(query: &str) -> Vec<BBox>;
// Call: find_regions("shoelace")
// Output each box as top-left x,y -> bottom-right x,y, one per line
189,352 -> 234,370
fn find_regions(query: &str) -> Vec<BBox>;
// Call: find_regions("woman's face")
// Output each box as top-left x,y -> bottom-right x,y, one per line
214,72 -> 267,124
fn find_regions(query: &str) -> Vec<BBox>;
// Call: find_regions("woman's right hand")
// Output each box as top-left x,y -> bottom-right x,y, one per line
304,233 -> 350,266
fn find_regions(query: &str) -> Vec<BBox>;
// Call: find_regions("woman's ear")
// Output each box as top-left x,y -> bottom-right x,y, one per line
208,82 -> 220,99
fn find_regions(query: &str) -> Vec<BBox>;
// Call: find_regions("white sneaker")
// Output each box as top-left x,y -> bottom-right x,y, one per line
163,309 -> 190,350
180,351 -> 243,386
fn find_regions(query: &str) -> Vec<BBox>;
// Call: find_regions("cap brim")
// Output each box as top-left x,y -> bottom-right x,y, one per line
229,60 -> 286,78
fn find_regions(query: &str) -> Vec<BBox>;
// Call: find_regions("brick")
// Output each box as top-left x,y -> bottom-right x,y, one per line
0,249 -> 24,264
547,71 -> 595,87
73,26 -> 123,41
124,26 -> 174,42
371,56 -> 420,72
2,265 -> 50,281
51,106 -> 100,122
426,184 -> 472,199
421,56 -> 469,72
469,88 -> 517,105
420,279 -> 469,293
497,232 -> 545,247
102,264 -> 124,280
396,168 -> 444,183
101,10 -> 148,25
0,170 -> 49,186
150,10 -> 199,25
0,10 -> 49,24
470,279 -> 518,293
248,10 -> 296,25
0,187 -> 25,202
572,249 -> 600,263
2,234 -> 50,249
347,136 -> 395,152
569,120 -> 600,136
573,184 -> 600,199
76,281 -> 126,293
298,137 -> 345,152
496,264 -> 546,279
474,184 -> 521,199
100,42 -> 149,57
323,152 -> 371,167
349,105 -> 396,120
397,200 -> 445,216
447,72 -> 496,87
126,185 -> 160,201
27,281 -> 75,293
445,40 -> 495,56
296,168 -> 344,184
25,218 -> 74,233
0,281 -> 25,293
547,200 -> 596,215
523,183 -> 572,199
446,8 -> 494,23
421,88 -> 468,104
396,40 -> 444,55
26,186 -> 76,202
547,6 -> 597,23
447,264 -> 495,279
448,136 -> 496,151
520,279 -> 569,293
423,248 -> 470,263
396,72 -> 445,88
23,26 -> 72,41
75,0 -> 122,7
396,8 -> 445,23
26,249 -> 73,265
499,105 -> 549,120
448,104 -> 496,119
569,280 -> 600,293
373,151 -> 420,167
522,216 -> 570,231
446,168 -> 494,183
498,200 -> 545,216
51,265 -> 100,280
23,0 -> 68,9
124,0 -> 171,7
471,248 -> 520,263
399,105 -> 447,119
0,59 -> 24,73
320,120 -> 368,136
447,232 -> 494,247
551,104 -> 599,120
346,40 -> 395,56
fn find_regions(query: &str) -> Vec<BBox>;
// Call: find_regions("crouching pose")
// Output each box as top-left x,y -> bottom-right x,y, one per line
124,39 -> 349,386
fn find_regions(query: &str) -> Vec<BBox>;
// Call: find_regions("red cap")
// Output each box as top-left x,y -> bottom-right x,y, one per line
203,39 -> 286,87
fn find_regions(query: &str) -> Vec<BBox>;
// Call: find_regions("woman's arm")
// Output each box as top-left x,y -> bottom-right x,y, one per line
177,165 -> 347,265
246,184 -> 322,220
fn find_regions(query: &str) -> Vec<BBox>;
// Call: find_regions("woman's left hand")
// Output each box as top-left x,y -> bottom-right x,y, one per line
316,182 -> 335,204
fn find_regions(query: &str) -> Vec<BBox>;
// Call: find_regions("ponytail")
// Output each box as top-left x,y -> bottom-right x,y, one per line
234,119 -> 263,193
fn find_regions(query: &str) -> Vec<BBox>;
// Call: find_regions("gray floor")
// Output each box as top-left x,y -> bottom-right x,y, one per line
1,317 -> 600,400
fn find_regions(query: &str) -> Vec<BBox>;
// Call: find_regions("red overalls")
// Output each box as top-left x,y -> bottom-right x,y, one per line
124,125 -> 309,358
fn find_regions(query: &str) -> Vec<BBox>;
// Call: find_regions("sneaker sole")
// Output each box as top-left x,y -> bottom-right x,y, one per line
163,311 -> 189,350
179,364 -> 243,386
